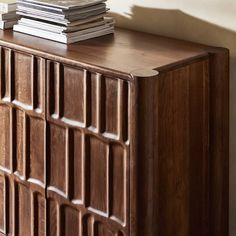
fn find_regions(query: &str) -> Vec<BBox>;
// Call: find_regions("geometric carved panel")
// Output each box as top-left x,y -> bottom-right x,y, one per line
47,61 -> 129,142
0,47 -> 45,113
15,181 -> 46,236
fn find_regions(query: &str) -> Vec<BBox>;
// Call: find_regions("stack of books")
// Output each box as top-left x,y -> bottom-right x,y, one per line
0,0 -> 18,29
13,0 -> 115,44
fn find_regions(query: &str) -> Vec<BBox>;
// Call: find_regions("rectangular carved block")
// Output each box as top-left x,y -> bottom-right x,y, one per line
48,123 -> 67,196
28,117 -> 45,186
14,178 -> 46,236
0,105 -> 11,172
88,136 -> 108,215
0,48 -> 45,114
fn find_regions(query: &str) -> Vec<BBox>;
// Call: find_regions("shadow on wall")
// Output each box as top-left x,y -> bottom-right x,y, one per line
110,5 -> 236,236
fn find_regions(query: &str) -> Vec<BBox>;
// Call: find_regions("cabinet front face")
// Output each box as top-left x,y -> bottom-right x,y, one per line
0,48 -> 131,236
46,61 -> 131,235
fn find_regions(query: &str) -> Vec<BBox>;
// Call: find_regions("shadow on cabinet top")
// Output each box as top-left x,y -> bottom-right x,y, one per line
0,27 -> 216,78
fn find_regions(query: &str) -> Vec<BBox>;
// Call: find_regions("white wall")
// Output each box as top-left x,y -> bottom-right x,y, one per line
108,1 -> 236,235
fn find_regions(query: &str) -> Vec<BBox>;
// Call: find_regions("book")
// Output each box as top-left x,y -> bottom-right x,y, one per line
14,0 -> 115,43
0,19 -> 17,28
14,23 -> 114,43
18,17 -> 114,33
16,10 -> 108,26
17,0 -> 106,11
0,0 -> 16,12
0,10 -> 18,20
17,1 -> 106,16
17,4 -> 108,21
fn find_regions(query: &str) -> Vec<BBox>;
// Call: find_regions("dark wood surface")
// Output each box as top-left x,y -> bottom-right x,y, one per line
0,28 -> 229,236
0,28 -> 209,77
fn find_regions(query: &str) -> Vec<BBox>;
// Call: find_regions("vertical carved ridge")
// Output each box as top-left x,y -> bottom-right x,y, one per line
57,63 -> 64,119
43,121 -> 47,187
0,174 -> 6,234
108,144 -> 113,218
106,144 -> 110,217
83,134 -> 90,207
57,203 -> 60,236
0,47 -> 5,99
23,112 -> 29,180
9,49 -> 14,102
65,128 -> 70,199
41,58 -> 46,113
30,192 -> 35,236
118,80 -> 124,141
96,74 -> 105,133
12,181 -> 17,236
10,107 -> 15,173
82,133 -> 86,206
31,56 -> 38,110
47,61 -> 54,116
84,70 -> 91,127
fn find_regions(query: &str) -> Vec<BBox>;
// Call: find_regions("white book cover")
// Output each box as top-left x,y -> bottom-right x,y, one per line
14,23 -> 114,43
17,4 -> 107,20
17,0 -> 106,10
17,1 -> 106,16
19,17 -> 114,33
17,10 -> 107,26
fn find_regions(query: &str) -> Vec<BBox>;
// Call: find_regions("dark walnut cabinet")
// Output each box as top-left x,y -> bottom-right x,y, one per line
0,28 -> 229,236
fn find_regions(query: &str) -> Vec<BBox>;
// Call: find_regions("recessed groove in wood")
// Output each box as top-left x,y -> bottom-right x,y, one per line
96,73 -> 105,133
65,128 -> 70,199
9,49 -> 14,102
47,60 -> 56,116
0,173 -> 6,234
69,129 -> 83,203
31,56 -> 38,111
117,80 -> 129,142
84,69 -> 91,127
47,198 -> 58,236
0,47 -> 6,99
56,63 -> 62,119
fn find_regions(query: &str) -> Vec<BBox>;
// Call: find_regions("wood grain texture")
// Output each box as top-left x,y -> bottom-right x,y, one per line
0,28 -> 229,236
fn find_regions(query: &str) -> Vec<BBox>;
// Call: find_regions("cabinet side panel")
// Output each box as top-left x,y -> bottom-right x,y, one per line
208,50 -> 229,236
155,59 -> 209,236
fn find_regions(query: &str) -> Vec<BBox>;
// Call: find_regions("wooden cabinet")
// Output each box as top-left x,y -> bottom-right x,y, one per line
0,28 -> 229,236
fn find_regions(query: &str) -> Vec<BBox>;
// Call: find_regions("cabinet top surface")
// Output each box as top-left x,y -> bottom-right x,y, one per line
0,27 -> 211,76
